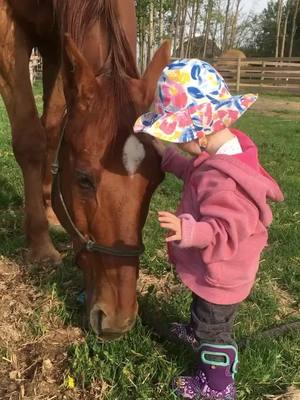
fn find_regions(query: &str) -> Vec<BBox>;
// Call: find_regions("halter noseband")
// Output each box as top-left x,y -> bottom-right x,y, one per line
51,117 -> 145,258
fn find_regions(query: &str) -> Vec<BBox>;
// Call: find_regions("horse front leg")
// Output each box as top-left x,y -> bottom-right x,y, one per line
0,0 -> 61,264
40,52 -> 66,227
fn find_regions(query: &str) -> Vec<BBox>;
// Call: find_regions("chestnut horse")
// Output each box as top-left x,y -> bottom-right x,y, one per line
0,0 -> 170,339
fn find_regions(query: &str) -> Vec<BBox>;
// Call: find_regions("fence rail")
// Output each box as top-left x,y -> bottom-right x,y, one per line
208,57 -> 300,94
29,54 -> 42,84
32,54 -> 300,94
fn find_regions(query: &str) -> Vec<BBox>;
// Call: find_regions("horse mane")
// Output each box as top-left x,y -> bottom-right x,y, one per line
53,0 -> 139,143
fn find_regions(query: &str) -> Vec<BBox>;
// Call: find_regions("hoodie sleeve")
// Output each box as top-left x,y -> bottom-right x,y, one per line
161,146 -> 191,181
178,190 -> 261,263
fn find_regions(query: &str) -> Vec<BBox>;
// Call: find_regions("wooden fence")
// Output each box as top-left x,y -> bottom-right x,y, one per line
30,54 -> 300,94
208,57 -> 300,94
29,53 -> 42,84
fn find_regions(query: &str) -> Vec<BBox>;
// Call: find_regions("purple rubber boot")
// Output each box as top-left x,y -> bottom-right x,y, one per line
174,343 -> 238,399
170,323 -> 199,351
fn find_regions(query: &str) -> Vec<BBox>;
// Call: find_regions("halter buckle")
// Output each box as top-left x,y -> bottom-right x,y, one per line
86,240 -> 95,252
51,162 -> 59,175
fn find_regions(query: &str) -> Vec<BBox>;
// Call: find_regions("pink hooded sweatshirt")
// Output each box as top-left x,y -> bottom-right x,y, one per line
162,129 -> 284,305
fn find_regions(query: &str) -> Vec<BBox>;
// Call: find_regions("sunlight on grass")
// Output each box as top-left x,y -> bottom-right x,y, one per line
0,90 -> 299,399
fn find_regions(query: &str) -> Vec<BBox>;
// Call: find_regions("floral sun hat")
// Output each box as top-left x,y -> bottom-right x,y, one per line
133,59 -> 257,143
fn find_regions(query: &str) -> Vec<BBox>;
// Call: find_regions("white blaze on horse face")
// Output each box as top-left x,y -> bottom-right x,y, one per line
123,135 -> 145,175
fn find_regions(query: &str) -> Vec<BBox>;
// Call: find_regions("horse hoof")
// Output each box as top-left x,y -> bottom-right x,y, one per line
25,247 -> 62,266
46,206 -> 62,227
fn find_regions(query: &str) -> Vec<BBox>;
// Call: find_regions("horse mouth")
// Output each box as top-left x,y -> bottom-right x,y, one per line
98,331 -> 128,341
89,308 -> 136,340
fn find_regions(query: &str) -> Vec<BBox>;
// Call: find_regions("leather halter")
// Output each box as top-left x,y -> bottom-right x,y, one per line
51,117 -> 145,257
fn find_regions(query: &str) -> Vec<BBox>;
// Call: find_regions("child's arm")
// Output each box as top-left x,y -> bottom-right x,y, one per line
178,190 -> 260,261
151,139 -> 191,180
160,145 -> 191,181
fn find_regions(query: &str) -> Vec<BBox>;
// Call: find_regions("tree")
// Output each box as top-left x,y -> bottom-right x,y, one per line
280,0 -> 291,57
245,2 -> 278,57
203,0 -> 214,57
135,0 -> 300,66
222,0 -> 231,52
173,0 -> 181,56
275,0 -> 284,57
178,0 -> 189,57
185,0 -> 197,57
289,0 -> 300,56
148,0 -> 154,63
241,0 -> 300,57
229,0 -> 242,49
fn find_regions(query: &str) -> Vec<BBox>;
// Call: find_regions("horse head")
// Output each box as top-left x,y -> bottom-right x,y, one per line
52,32 -> 170,339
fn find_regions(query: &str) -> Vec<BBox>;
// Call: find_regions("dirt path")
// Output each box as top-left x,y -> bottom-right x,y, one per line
251,96 -> 300,119
0,255 -> 181,400
0,257 -> 87,400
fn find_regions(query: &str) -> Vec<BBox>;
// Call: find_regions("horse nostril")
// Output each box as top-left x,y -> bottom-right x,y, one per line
126,318 -> 136,330
89,307 -> 136,339
90,307 -> 105,335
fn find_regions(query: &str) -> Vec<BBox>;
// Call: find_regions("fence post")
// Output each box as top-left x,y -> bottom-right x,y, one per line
260,60 -> 266,86
236,57 -> 241,92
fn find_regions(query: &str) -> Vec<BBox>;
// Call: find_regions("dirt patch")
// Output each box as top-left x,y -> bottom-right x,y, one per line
268,279 -> 300,321
138,269 -> 181,299
252,96 -> 300,119
0,257 -> 92,400
265,386 -> 300,400
0,255 -> 181,399
2,328 -> 83,400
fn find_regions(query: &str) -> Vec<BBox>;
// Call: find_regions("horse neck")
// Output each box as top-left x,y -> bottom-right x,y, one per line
54,0 -> 138,77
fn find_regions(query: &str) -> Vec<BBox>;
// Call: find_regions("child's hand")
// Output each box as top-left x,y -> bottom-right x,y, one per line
152,139 -> 167,157
158,211 -> 182,242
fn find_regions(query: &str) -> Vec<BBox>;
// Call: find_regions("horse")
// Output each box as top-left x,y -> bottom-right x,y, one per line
0,0 -> 171,339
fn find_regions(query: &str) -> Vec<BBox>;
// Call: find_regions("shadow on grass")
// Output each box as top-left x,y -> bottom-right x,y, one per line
138,289 -> 197,366
0,198 -> 87,332
0,175 -> 22,207
27,253 -> 87,329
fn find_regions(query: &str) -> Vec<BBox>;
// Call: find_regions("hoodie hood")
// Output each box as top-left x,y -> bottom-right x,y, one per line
194,129 -> 284,226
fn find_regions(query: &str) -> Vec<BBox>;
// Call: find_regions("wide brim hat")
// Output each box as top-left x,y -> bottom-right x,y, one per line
134,59 -> 257,143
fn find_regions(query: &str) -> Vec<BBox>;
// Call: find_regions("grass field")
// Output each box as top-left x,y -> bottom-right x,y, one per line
0,86 -> 300,399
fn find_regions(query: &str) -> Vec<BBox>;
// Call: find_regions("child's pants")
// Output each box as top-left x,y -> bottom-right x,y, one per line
190,293 -> 239,345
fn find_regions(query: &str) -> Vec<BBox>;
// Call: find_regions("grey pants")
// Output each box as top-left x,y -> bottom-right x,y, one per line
190,294 -> 239,345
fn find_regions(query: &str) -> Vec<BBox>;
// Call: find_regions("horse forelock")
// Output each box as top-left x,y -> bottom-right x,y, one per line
53,0 -> 139,144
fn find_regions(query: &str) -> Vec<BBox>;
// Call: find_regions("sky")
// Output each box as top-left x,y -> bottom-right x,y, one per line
241,0 -> 269,15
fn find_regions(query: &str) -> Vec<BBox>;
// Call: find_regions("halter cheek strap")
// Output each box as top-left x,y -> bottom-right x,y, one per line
51,117 -> 145,258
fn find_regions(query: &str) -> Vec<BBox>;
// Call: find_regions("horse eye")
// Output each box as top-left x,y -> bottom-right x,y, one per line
76,172 -> 95,191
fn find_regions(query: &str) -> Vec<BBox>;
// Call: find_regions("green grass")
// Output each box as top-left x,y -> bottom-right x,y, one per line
256,92 -> 300,102
0,87 -> 300,399
237,91 -> 300,102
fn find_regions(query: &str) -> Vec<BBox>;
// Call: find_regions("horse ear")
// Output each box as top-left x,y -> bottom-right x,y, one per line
64,33 -> 95,101
129,41 -> 171,111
